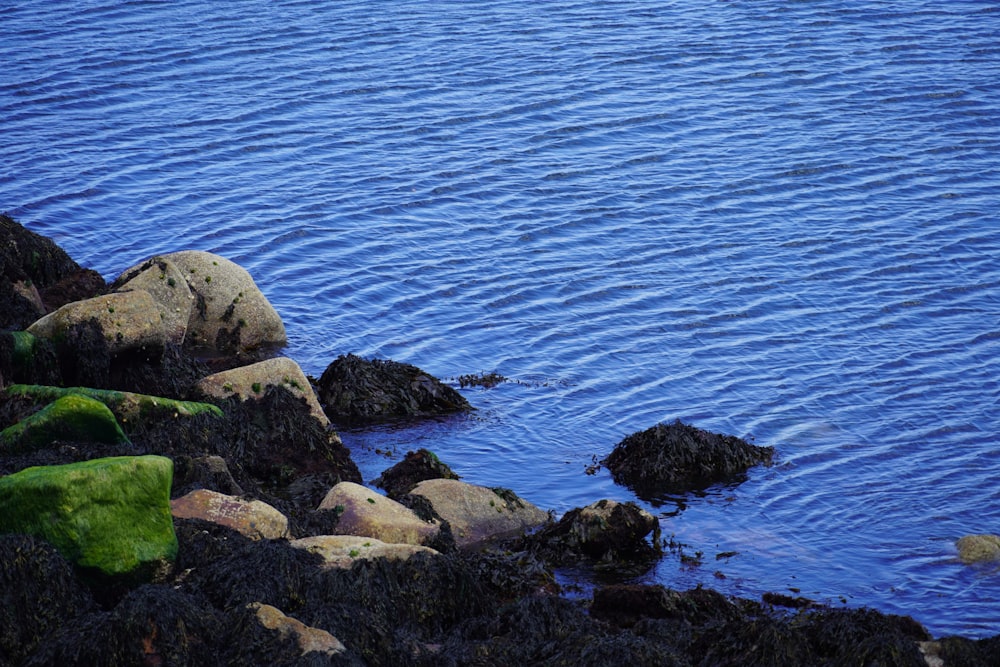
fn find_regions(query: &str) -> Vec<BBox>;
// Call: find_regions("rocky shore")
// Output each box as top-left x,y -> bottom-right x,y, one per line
1,212 -> 998,666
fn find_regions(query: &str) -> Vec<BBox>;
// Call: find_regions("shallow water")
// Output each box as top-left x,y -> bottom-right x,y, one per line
3,0 -> 1000,638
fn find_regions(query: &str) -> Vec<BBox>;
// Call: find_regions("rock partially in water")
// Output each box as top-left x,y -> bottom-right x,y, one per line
602,419 -> 774,498
529,499 -> 660,566
316,353 -> 471,424
372,448 -> 460,499
956,533 -> 1000,564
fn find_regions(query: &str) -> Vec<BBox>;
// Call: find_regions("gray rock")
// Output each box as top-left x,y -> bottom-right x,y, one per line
112,256 -> 195,345
290,535 -> 438,568
318,481 -> 439,546
27,290 -> 166,355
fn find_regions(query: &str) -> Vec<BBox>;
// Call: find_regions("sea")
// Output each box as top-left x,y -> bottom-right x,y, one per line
2,0 -> 999,639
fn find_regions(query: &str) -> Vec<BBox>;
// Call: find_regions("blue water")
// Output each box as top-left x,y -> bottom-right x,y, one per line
3,0 -> 1000,639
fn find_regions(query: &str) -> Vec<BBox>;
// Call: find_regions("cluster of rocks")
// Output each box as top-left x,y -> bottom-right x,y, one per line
1,212 -> 997,665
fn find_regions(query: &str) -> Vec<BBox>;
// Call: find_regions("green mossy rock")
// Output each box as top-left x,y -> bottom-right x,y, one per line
0,393 -> 128,453
5,384 -> 223,424
0,455 -> 177,580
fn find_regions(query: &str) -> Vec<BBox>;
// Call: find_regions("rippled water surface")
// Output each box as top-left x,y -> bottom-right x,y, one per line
4,0 -> 1000,638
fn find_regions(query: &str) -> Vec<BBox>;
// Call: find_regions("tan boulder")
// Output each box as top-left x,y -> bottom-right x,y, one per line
195,356 -> 330,429
112,256 -> 195,345
290,535 -> 438,569
27,290 -> 166,355
171,489 -> 289,540
409,478 -> 549,547
318,481 -> 438,546
248,603 -> 346,657
151,250 -> 286,354
956,534 -> 1000,564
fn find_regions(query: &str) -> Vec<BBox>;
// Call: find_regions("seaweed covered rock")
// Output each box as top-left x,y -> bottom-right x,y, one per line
318,481 -> 440,546
0,455 -> 177,582
0,534 -> 97,665
0,392 -> 129,454
290,535 -> 438,569
196,356 -> 331,429
603,419 -> 774,498
316,353 -> 471,424
5,383 -> 223,423
407,478 -> 549,548
372,448 -> 460,499
118,250 -> 287,356
0,331 -> 61,387
171,489 -> 290,540
0,213 -> 104,331
529,499 -> 660,566
244,603 -> 351,662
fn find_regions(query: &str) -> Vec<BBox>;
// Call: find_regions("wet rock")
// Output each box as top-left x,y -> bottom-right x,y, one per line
0,455 -> 177,582
956,533 -> 1000,564
316,353 -> 471,424
372,448 -> 460,498
128,250 -> 287,355
6,383 -> 223,423
290,535 -> 438,569
530,499 -> 660,565
27,289 -> 167,356
196,356 -> 331,429
111,255 -> 195,345
171,489 -> 290,540
318,481 -> 440,546
0,393 -> 128,454
0,331 -> 62,387
602,419 -> 775,498
0,534 -> 96,665
408,478 -> 549,548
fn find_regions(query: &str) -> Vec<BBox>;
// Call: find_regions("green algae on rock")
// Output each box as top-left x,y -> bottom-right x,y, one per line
0,393 -> 128,453
5,383 -> 223,422
0,455 -> 177,581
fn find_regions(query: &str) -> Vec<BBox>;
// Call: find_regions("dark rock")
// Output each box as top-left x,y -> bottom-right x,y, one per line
602,419 -> 774,498
0,331 -> 61,388
38,268 -> 107,312
373,448 -> 460,498
316,353 -> 471,424
528,499 -> 660,567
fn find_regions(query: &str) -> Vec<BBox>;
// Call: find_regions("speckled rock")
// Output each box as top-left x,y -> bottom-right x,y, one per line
26,290 -> 166,355
318,481 -> 439,546
290,535 -> 438,568
408,478 -> 549,547
956,534 -> 1000,564
171,489 -> 290,540
111,256 -> 195,345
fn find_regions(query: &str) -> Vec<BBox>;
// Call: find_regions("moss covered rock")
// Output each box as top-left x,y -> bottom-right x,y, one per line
5,383 -> 223,424
0,393 -> 128,453
0,455 -> 177,581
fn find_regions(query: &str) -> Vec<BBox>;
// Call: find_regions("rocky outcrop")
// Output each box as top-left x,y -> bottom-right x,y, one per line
318,481 -> 440,546
0,393 -> 128,453
0,455 -> 177,582
316,353 -> 471,424
290,535 -> 438,569
602,419 -> 775,498
171,489 -> 290,540
407,478 -> 549,548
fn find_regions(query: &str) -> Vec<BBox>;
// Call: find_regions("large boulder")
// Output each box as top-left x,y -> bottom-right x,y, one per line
290,535 -> 438,569
407,478 -> 549,548
602,419 -> 775,498
171,489 -> 290,540
0,393 -> 128,454
316,353 -> 471,424
318,481 -> 439,546
122,250 -> 286,355
111,256 -> 195,345
195,356 -> 330,429
529,499 -> 660,565
26,290 -> 166,356
0,455 -> 177,582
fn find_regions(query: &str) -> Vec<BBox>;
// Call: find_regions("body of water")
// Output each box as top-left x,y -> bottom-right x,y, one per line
3,0 -> 1000,638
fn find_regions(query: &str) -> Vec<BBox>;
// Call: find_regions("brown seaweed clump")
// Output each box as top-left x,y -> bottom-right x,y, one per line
315,354 -> 472,424
372,448 -> 461,499
602,420 -> 774,499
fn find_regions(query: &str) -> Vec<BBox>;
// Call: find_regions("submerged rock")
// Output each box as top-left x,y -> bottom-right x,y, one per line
529,499 -> 660,566
0,455 -> 177,582
315,353 -> 471,424
956,533 -> 1000,564
602,419 -> 774,498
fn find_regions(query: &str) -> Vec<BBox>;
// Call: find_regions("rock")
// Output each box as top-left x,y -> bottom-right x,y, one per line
373,448 -> 460,498
173,454 -> 244,496
290,535 -> 438,569
316,353 -> 471,424
318,481 -> 439,546
111,256 -> 194,345
0,455 -> 177,582
0,331 -> 61,387
130,250 -> 286,355
195,356 -> 330,428
27,290 -> 166,356
5,383 -> 223,424
602,419 -> 775,498
248,602 -> 347,658
530,499 -> 660,565
171,489 -> 290,540
0,393 -> 128,453
956,534 -> 1000,564
408,478 -> 549,548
